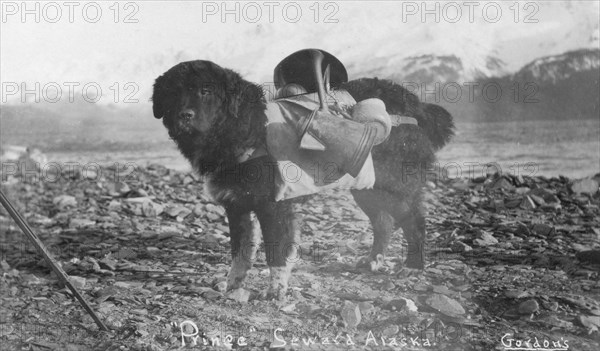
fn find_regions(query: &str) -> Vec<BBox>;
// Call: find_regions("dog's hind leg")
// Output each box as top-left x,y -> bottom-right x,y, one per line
225,210 -> 261,291
352,189 -> 396,271
396,195 -> 426,270
255,200 -> 299,300
352,188 -> 426,271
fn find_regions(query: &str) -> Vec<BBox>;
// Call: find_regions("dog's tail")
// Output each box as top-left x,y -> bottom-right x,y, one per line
417,103 -> 455,150
342,78 -> 454,150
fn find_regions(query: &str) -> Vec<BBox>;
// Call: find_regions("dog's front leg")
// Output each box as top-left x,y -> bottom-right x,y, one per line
256,201 -> 299,300
225,209 -> 261,291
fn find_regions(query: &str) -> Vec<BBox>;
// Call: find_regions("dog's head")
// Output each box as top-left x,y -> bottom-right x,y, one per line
152,60 -> 266,173
152,60 -> 263,135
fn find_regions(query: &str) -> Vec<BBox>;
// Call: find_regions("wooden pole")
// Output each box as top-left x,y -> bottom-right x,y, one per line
0,189 -> 108,331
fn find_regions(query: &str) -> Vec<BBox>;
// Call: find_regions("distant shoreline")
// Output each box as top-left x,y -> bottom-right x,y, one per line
1,119 -> 598,179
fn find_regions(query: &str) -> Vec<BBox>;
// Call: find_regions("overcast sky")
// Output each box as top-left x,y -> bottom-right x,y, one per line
1,1 -> 598,104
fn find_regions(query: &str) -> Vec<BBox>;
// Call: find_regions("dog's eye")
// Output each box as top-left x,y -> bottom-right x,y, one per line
199,88 -> 213,96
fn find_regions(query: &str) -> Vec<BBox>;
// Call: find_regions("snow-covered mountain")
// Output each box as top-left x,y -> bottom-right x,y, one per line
443,48 -> 600,122
2,1 -> 597,103
178,1 -> 598,91
354,54 -> 507,85
1,0 -> 598,124
513,48 -> 600,84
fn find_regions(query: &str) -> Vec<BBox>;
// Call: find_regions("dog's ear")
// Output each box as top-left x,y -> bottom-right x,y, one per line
152,99 -> 163,119
226,91 -> 241,118
151,78 -> 164,119
223,71 -> 263,119
222,70 -> 243,118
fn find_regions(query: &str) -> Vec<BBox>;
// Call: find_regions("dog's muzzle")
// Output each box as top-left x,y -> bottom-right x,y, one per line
179,109 -> 195,120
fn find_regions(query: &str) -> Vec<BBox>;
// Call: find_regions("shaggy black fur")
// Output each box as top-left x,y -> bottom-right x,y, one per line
153,61 -> 267,174
341,78 -> 454,150
341,78 -> 454,269
152,61 -> 455,299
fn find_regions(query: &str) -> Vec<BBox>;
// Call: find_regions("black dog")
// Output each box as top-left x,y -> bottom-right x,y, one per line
152,61 -> 454,299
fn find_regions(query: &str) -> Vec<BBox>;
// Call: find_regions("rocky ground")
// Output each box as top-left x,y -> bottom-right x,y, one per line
0,163 -> 599,350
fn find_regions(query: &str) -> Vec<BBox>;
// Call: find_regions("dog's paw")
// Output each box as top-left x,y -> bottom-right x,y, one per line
395,256 -> 425,277
225,276 -> 243,292
396,267 -> 424,278
259,287 -> 288,301
356,254 -> 385,272
261,266 -> 291,301
403,256 -> 425,270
